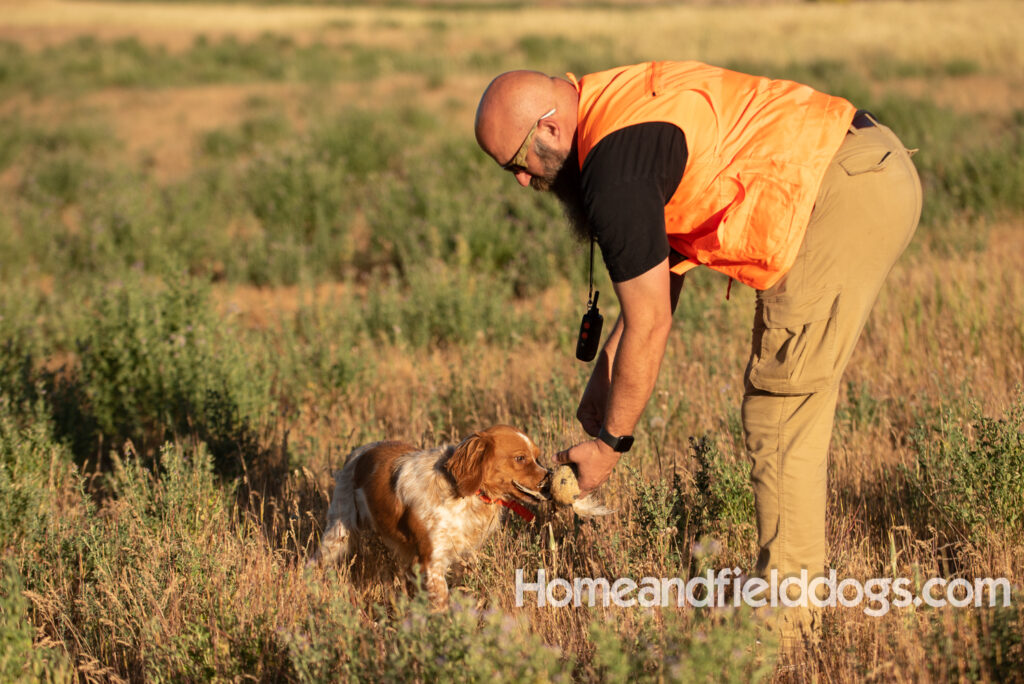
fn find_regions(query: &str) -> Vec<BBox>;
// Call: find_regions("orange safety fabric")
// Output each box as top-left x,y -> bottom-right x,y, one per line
570,62 -> 857,290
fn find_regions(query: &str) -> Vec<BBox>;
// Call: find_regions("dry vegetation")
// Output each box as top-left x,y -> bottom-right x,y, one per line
1,1 -> 1023,682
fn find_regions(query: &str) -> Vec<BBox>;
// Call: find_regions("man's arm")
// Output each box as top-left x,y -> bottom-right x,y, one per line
577,258 -> 685,437
558,257 -> 674,492
669,252 -> 687,314
563,122 -> 687,491
576,313 -> 621,437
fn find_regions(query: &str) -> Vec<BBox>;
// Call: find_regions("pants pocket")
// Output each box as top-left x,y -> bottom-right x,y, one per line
748,287 -> 841,395
836,125 -> 905,176
838,145 -> 893,175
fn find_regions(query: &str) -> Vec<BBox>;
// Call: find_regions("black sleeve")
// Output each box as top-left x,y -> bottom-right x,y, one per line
580,122 -> 687,283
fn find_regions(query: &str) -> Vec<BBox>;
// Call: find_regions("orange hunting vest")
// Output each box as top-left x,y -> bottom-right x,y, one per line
573,61 -> 857,290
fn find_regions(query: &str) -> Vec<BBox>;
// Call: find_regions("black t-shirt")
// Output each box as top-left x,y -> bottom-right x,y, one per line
580,122 -> 688,283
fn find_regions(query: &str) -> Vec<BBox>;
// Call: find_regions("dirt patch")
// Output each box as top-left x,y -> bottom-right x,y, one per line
1,71 -> 486,181
879,74 -> 1024,117
90,83 -> 298,181
0,0 -> 433,51
4,0 -> 1023,77
212,281 -> 355,329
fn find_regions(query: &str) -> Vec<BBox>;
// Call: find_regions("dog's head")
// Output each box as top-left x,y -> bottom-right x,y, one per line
445,425 -> 549,503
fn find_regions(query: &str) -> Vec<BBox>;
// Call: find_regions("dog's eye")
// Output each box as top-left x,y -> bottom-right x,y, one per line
514,455 -> 525,463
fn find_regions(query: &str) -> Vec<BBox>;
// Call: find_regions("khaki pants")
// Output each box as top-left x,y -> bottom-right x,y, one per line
742,118 -> 922,588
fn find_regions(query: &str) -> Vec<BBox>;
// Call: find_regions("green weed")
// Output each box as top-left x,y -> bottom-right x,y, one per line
515,34 -> 626,75
363,261 -> 520,348
924,601 -> 1024,681
689,434 -> 756,542
901,391 -> 1024,548
0,400 -> 70,551
52,275 -> 271,473
588,606 -> 776,683
0,563 -> 72,683
200,112 -> 291,158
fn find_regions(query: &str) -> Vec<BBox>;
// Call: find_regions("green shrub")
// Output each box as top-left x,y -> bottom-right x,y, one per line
631,467 -> 688,563
588,606 -> 776,683
515,34 -> 624,75
835,380 -> 886,431
0,34 -> 447,96
362,261 -> 521,348
924,601 -> 1024,682
689,434 -> 756,539
0,113 -> 108,171
241,149 -> 353,284
310,108 -> 409,178
18,150 -> 99,208
284,590 -> 571,682
0,563 -> 72,683
384,594 -> 570,681
20,441 -> 275,681
0,399 -> 76,681
901,391 -> 1024,547
0,400 -> 72,552
107,441 -> 226,544
876,97 -> 1024,240
867,56 -> 981,80
53,276 -> 271,473
200,112 -> 291,158
186,33 -> 290,83
629,435 -> 755,571
364,137 -> 577,296
0,333 -> 40,413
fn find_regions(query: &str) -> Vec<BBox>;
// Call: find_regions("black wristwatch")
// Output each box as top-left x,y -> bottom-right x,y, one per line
598,425 -> 635,453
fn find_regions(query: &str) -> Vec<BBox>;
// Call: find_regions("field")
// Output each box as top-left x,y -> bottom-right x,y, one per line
1,0 -> 1023,681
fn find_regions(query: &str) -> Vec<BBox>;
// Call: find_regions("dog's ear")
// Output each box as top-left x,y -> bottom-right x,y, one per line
446,433 -> 493,497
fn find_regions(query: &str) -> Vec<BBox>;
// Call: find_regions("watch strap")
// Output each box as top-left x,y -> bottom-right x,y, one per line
598,425 -> 635,453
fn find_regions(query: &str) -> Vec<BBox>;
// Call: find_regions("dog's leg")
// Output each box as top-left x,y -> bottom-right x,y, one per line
305,466 -> 358,569
307,517 -> 354,568
423,558 -> 451,610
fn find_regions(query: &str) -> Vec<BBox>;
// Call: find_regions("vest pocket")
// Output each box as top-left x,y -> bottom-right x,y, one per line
716,168 -> 800,270
748,287 -> 841,395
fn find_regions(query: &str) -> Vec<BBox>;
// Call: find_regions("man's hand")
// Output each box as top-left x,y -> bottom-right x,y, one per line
555,439 -> 620,494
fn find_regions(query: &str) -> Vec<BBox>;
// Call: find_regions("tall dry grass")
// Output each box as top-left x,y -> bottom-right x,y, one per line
1,1 -> 1023,682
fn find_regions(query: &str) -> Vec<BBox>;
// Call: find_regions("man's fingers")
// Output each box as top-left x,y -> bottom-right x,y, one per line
554,450 -> 570,464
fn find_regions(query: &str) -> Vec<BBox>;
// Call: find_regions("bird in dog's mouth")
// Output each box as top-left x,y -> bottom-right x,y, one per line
513,478 -> 548,501
515,467 -> 611,517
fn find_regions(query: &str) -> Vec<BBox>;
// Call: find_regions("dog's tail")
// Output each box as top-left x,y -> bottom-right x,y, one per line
308,442 -> 386,568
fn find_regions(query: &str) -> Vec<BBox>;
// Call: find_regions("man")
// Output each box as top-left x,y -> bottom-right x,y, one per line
474,63 -> 921,618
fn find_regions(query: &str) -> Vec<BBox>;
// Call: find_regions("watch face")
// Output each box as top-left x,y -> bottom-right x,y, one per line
600,426 -> 634,453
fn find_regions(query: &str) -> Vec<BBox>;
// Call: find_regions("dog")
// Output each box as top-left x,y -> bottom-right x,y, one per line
308,425 -> 550,608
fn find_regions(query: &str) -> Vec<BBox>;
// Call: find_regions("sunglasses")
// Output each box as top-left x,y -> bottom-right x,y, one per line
501,107 -> 556,173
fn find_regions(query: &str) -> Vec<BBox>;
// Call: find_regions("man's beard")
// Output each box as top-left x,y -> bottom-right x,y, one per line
531,138 -> 592,243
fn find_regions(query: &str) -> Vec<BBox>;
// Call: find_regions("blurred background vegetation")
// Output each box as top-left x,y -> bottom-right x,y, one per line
1,0 -> 1022,681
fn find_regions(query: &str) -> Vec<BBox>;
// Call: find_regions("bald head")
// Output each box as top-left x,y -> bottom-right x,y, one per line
475,70 -> 578,167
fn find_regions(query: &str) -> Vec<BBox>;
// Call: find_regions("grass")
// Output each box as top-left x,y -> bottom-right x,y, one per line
0,0 -> 1023,681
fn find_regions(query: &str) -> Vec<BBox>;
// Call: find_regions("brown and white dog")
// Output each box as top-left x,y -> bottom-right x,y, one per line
308,425 -> 549,607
